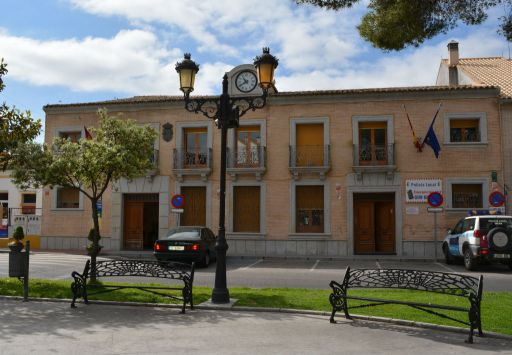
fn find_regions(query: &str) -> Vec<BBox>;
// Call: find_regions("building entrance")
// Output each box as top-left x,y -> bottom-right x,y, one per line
123,194 -> 159,250
353,193 -> 395,254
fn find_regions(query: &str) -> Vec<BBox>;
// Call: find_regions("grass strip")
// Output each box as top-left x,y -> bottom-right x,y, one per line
1,278 -> 511,335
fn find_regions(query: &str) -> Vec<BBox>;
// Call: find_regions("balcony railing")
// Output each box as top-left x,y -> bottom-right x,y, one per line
289,145 -> 330,180
172,148 -> 213,181
227,146 -> 266,169
226,146 -> 266,181
353,143 -> 394,166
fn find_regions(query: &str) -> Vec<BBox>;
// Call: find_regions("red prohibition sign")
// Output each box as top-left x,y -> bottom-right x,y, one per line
171,194 -> 185,208
427,192 -> 444,208
489,191 -> 506,207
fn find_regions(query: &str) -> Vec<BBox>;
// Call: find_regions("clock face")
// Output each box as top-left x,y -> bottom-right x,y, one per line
235,71 -> 258,93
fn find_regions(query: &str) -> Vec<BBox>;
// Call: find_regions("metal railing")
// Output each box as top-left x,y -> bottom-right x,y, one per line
353,143 -> 394,166
227,146 -> 266,169
289,145 -> 330,168
173,148 -> 213,169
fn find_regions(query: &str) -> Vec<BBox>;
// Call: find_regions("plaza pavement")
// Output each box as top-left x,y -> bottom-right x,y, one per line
0,298 -> 511,355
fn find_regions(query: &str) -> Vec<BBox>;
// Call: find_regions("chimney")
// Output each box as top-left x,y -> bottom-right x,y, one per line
447,41 -> 459,85
448,41 -> 459,66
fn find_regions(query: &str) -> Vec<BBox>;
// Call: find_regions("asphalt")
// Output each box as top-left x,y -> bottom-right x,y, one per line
0,297 -> 511,355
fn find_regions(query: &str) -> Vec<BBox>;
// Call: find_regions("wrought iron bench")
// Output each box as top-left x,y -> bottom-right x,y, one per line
329,267 -> 483,343
71,259 -> 195,313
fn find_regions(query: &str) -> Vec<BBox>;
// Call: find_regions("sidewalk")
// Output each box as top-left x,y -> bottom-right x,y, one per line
1,298 -> 511,355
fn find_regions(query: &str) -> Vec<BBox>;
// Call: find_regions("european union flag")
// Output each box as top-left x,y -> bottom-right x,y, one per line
424,125 -> 441,158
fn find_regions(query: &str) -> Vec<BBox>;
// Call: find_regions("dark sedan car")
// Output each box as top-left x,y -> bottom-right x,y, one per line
153,226 -> 217,266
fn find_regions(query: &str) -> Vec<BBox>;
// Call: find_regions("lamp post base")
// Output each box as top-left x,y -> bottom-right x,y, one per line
211,287 -> 230,304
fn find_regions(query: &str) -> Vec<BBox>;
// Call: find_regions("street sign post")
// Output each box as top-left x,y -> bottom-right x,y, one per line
427,192 -> 444,262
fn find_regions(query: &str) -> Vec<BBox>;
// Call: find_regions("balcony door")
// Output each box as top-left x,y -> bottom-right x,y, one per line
359,122 -> 387,165
296,123 -> 323,167
184,127 -> 207,167
236,126 -> 261,167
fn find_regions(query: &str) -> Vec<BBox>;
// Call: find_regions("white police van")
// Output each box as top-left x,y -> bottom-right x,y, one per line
442,214 -> 512,271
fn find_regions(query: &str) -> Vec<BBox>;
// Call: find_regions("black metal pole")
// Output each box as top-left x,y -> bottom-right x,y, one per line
211,74 -> 230,303
23,240 -> 30,302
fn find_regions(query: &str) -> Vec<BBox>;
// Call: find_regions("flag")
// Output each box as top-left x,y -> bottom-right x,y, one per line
84,126 -> 92,140
402,105 -> 422,152
421,103 -> 443,158
423,125 -> 441,158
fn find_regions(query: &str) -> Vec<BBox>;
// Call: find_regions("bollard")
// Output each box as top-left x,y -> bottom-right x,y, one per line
8,240 -> 30,301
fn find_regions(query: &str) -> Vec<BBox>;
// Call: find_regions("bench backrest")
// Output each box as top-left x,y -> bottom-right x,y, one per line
84,259 -> 194,283
344,267 -> 482,299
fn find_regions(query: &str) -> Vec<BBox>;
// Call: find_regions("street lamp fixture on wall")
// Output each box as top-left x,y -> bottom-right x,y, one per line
175,48 -> 278,303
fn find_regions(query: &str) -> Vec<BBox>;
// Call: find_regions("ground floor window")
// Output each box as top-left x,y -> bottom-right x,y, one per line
233,186 -> 260,232
296,185 -> 324,233
451,183 -> 483,208
180,186 -> 206,226
56,187 -> 79,209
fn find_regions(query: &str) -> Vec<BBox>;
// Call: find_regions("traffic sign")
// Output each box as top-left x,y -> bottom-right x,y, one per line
489,191 -> 506,207
171,194 -> 185,209
427,192 -> 444,208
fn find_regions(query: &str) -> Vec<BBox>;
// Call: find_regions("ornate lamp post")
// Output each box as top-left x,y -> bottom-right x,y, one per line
176,48 -> 278,303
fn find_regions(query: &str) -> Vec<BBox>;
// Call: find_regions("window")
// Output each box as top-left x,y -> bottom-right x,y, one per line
296,185 -> 324,233
452,184 -> 483,208
59,131 -> 81,143
184,127 -> 208,167
233,186 -> 260,232
450,119 -> 479,142
235,126 -> 261,167
358,122 -> 387,165
21,193 -> 36,214
56,187 -> 80,209
444,113 -> 487,144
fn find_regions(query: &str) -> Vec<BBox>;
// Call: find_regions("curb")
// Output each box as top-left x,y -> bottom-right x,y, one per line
1,295 -> 511,342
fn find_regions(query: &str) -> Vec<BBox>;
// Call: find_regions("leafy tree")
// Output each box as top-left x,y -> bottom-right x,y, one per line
10,109 -> 157,278
295,0 -> 512,50
0,58 -> 42,170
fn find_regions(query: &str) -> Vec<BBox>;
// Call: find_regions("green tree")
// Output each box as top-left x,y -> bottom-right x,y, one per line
0,58 -> 42,170
295,0 -> 512,50
10,109 -> 157,278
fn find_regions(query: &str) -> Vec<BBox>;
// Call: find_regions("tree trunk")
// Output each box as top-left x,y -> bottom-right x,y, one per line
90,197 -> 101,282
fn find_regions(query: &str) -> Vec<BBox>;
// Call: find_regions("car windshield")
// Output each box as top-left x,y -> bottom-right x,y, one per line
165,228 -> 200,240
479,218 -> 512,232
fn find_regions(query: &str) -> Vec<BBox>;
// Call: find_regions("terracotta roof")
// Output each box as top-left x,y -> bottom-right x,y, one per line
43,85 -> 498,110
442,57 -> 512,98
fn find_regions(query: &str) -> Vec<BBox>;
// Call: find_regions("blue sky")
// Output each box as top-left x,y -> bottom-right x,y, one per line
1,0 -> 510,141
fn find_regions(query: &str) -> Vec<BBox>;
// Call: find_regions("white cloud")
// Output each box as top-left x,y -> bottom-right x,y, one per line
0,29 -> 183,94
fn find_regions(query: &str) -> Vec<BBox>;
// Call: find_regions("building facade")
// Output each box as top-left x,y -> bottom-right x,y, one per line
41,61 -> 502,258
0,170 -> 42,248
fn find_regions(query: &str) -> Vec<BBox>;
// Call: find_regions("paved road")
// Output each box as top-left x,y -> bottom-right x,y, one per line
1,251 -> 511,291
0,298 -> 510,354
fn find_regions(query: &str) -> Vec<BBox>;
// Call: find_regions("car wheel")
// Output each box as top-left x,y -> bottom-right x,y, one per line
202,251 -> 210,267
464,247 -> 477,271
443,244 -> 454,265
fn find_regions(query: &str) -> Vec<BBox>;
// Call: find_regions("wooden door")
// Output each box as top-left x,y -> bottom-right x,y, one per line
124,201 -> 144,250
233,186 -> 260,232
180,187 -> 206,226
354,201 -> 375,253
375,201 -> 395,253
